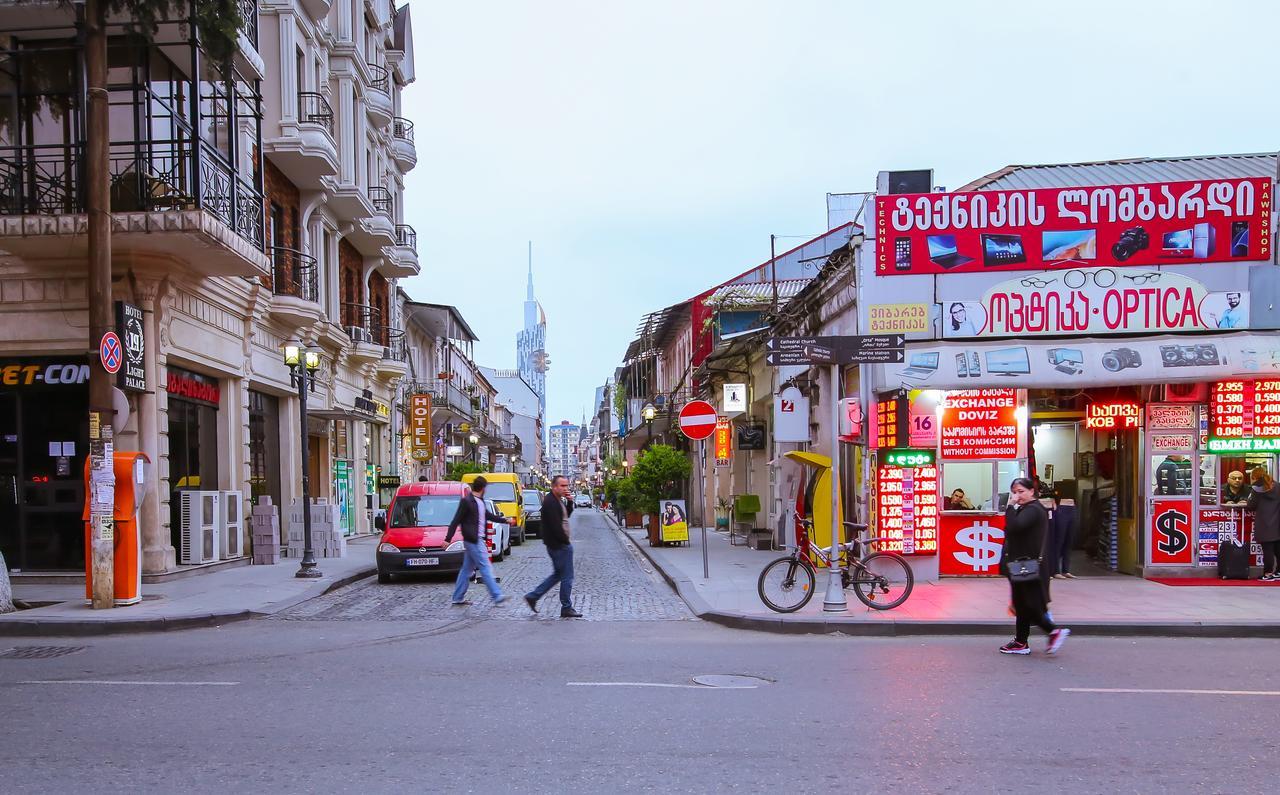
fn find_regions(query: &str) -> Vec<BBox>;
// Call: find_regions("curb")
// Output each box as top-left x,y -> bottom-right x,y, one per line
0,566 -> 376,638
613,521 -> 1280,639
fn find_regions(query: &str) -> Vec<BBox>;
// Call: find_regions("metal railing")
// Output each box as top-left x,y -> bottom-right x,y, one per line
237,0 -> 259,48
420,379 -> 475,420
341,302 -> 382,344
270,247 -> 319,303
395,224 -> 416,251
298,92 -> 334,135
368,186 -> 393,216
0,140 -> 264,249
392,117 -> 415,143
367,62 -> 390,93
378,327 -> 408,361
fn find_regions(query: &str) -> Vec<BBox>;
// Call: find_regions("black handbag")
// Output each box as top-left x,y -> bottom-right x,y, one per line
1007,558 -> 1041,582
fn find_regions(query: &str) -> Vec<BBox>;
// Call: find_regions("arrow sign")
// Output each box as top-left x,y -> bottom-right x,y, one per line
765,335 -> 905,366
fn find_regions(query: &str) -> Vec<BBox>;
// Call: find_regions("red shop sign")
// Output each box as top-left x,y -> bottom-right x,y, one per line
1149,499 -> 1194,566
939,389 -> 1019,460
939,513 -> 1006,576
166,368 -> 221,406
875,176 -> 1271,276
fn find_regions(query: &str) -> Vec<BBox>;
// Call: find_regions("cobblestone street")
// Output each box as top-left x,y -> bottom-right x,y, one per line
274,508 -> 693,623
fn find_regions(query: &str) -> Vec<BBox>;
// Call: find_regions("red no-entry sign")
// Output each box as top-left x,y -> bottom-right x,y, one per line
678,400 -> 718,441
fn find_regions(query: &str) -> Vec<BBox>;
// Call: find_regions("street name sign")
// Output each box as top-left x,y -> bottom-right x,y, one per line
765,335 -> 905,366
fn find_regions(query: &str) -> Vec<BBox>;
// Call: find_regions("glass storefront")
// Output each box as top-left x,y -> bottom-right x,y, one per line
248,390 -> 281,507
167,367 -> 221,556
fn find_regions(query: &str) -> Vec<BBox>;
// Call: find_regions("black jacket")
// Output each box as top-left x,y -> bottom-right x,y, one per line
541,492 -> 574,548
1248,482 -> 1280,544
445,495 -> 508,545
1000,500 -> 1049,571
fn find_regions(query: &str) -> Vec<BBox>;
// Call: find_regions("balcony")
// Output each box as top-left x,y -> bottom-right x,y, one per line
375,328 -> 410,380
233,0 -> 265,78
380,223 -> 419,278
0,141 -> 269,277
421,379 -> 476,422
238,0 -> 259,47
390,117 -> 417,171
265,93 -> 339,191
342,302 -> 385,363
345,186 -> 396,255
365,63 -> 394,127
300,0 -> 331,18
268,247 -> 323,328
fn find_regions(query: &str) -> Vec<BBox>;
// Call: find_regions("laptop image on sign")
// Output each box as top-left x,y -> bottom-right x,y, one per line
926,235 -> 974,269
899,352 -> 940,380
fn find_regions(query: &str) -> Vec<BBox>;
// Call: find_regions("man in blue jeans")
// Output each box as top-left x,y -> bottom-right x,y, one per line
525,475 -> 582,618
444,477 -> 510,606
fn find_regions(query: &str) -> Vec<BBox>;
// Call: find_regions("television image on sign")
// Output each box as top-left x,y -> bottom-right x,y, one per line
1161,228 -> 1195,258
985,347 -> 1031,376
981,234 -> 1026,267
1042,230 -> 1097,262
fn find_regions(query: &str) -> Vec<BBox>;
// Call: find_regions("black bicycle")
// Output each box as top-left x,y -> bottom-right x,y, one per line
757,514 -> 914,612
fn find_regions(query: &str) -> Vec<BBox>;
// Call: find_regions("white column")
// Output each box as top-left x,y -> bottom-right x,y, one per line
278,13 -> 297,121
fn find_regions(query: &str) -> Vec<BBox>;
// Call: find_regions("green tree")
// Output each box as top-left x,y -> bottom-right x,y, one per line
445,461 -> 483,482
628,444 -> 692,514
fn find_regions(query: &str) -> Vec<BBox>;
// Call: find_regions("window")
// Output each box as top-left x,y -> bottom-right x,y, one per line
941,460 -> 1027,513
483,482 -> 518,502
389,495 -> 457,528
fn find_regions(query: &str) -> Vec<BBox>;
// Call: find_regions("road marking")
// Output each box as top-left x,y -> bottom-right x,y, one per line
19,680 -> 239,687
1062,687 -> 1280,697
567,681 -> 756,689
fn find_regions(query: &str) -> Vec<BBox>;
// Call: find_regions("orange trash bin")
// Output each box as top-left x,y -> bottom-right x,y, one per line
83,452 -> 151,606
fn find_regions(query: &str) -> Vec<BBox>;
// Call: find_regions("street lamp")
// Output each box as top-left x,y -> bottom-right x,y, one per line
468,431 -> 480,465
284,339 -> 323,579
642,402 -> 656,446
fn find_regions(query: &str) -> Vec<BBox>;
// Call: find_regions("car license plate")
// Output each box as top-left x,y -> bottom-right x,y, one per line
406,557 -> 438,567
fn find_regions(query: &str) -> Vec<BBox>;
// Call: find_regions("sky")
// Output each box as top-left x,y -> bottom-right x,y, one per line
400,0 -> 1280,429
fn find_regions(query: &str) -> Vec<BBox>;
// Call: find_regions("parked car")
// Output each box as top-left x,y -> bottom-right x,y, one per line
575,494 -> 592,508
521,489 -> 544,537
374,481 -> 510,583
484,498 -> 512,561
462,472 -> 526,545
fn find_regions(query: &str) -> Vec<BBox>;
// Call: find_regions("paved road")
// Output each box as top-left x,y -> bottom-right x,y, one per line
2,510 -> 1277,793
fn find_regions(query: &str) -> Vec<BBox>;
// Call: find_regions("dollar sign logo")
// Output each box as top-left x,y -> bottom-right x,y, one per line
1155,508 -> 1189,556
953,520 -> 1005,572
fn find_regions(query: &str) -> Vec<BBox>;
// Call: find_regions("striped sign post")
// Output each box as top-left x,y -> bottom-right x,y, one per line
678,400 -> 717,579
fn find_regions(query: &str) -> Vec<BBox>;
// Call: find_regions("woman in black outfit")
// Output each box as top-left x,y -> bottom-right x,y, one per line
1000,478 -> 1070,655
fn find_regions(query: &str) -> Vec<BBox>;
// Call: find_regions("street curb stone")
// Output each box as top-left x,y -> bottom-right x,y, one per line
0,566 -> 376,637
609,514 -> 1280,639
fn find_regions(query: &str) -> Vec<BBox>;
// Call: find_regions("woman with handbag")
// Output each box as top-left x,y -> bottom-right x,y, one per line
999,477 -> 1070,655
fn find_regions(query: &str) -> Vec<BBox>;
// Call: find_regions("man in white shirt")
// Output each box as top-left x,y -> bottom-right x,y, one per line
445,477 -> 510,605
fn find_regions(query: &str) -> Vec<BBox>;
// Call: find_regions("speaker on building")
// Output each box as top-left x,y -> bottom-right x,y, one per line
1164,383 -> 1209,402
877,169 -> 934,195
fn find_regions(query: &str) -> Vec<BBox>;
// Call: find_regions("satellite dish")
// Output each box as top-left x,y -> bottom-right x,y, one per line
112,386 -> 131,430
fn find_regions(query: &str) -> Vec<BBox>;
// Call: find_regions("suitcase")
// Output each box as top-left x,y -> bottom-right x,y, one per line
1218,538 -> 1250,580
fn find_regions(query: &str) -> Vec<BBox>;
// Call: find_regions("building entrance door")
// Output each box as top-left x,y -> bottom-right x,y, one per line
1146,421 -> 1198,569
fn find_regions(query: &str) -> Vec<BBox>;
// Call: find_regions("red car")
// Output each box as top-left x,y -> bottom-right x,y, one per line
374,481 -> 505,583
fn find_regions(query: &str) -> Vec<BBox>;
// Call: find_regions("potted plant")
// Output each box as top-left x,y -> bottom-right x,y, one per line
714,497 -> 732,530
629,444 -> 692,545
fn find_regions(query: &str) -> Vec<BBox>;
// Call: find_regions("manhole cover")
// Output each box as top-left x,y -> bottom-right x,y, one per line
0,645 -> 88,660
692,674 -> 772,688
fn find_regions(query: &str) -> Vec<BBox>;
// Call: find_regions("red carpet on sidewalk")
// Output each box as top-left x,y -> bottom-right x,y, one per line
1148,577 -> 1279,587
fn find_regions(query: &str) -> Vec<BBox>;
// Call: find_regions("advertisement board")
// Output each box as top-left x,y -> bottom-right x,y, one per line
875,176 -> 1272,276
1208,379 -> 1280,453
409,394 -> 433,461
1148,498 -> 1195,565
942,269 -> 1247,338
659,500 -> 689,543
939,513 -> 1006,576
939,389 -> 1020,460
714,417 -> 732,466
1197,508 -> 1264,567
869,303 -> 930,334
876,458 -> 938,555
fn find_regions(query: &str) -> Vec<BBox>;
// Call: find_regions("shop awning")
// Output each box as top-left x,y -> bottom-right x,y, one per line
309,407 -> 391,425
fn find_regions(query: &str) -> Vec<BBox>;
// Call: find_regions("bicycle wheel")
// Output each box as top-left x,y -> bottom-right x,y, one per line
851,552 -> 914,610
758,556 -> 816,613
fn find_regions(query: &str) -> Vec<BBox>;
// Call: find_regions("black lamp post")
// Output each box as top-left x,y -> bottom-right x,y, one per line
285,340 -> 323,579
642,402 -> 656,447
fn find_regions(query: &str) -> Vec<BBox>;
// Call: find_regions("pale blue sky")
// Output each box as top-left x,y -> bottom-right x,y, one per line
401,0 -> 1279,428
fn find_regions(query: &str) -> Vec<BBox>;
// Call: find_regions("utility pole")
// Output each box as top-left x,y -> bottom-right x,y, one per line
85,0 -> 116,609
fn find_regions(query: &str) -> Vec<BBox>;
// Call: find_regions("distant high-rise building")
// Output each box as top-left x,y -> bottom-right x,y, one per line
548,421 -> 579,480
516,245 -> 548,424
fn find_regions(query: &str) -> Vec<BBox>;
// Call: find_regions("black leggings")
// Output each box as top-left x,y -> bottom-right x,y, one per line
1011,580 -> 1056,643
1263,540 -> 1280,575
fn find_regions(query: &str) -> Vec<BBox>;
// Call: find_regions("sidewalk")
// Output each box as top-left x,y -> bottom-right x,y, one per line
0,538 -> 377,636
604,514 -> 1280,637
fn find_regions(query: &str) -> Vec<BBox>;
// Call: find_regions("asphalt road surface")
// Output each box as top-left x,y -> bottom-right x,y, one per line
2,509 -> 1276,793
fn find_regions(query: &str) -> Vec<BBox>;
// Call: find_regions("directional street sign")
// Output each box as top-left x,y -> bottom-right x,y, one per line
765,335 -> 905,366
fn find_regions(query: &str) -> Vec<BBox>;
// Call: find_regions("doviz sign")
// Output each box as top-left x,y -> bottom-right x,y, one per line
765,335 -> 905,366
115,301 -> 146,392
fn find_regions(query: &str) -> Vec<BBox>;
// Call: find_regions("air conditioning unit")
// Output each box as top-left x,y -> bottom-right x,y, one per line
179,490 -> 222,565
222,491 -> 244,559
1165,383 -> 1209,403
347,325 -> 373,343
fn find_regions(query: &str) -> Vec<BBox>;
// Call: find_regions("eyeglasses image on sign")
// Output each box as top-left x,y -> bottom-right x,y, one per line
985,347 -> 1031,377
1231,222 -> 1250,257
925,234 -> 974,269
1047,348 -> 1084,375
1122,271 -> 1162,285
981,233 -> 1026,267
1020,275 -> 1058,289
1111,226 -> 1150,262
1160,344 -> 1221,368
1101,347 -> 1142,372
1063,268 -> 1117,289
898,352 -> 940,380
1042,229 -> 1097,264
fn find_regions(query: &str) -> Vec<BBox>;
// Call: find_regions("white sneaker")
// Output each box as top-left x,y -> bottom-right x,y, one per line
1047,627 -> 1071,655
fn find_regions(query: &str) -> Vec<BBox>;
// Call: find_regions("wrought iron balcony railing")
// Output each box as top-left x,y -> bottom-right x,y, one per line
237,0 -> 259,48
367,62 -> 390,93
341,302 -> 382,344
379,327 -> 408,362
395,224 -> 417,252
298,92 -> 334,135
368,186 -> 393,216
270,247 -> 319,303
420,379 -> 475,420
392,117 -> 415,143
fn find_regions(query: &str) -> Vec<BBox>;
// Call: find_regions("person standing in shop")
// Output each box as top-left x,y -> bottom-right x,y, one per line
1248,466 -> 1280,581
999,478 -> 1069,655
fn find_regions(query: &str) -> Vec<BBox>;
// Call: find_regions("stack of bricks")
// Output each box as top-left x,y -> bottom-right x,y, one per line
251,497 -> 281,565
285,499 -> 348,558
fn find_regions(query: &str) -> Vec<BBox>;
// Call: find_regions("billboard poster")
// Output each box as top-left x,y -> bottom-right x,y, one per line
1148,499 -> 1195,565
939,389 -> 1020,460
939,513 -> 1006,576
875,177 -> 1272,276
1197,508 -> 1264,567
659,500 -> 689,543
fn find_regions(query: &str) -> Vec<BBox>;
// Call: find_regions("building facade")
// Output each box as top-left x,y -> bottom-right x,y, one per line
516,261 -> 547,427
547,420 -> 579,480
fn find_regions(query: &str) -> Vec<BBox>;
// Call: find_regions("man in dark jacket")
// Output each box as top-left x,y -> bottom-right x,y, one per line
444,477 -> 510,605
525,475 -> 582,618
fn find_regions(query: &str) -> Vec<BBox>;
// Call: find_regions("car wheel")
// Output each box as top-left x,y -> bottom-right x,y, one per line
378,570 -> 392,584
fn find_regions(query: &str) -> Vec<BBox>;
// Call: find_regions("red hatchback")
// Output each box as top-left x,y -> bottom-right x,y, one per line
375,481 -> 479,583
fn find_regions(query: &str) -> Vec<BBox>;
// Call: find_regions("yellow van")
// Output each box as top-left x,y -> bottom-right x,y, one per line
461,472 -> 526,546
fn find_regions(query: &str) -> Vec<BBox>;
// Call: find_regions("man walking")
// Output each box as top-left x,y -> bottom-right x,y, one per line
444,477 -> 510,606
525,475 -> 582,618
